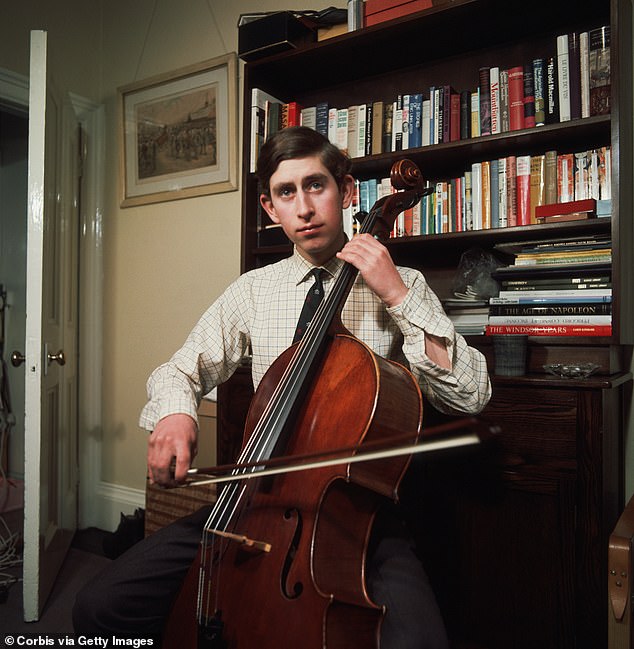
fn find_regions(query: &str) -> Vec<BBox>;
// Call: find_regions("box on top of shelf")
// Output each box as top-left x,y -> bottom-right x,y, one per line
238,12 -> 316,62
364,0 -> 433,27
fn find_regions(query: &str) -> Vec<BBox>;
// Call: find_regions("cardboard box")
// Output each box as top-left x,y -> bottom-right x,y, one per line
365,0 -> 433,26
238,12 -> 316,62
318,23 -> 349,41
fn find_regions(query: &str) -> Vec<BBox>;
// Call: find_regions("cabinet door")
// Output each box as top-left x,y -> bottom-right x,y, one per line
407,452 -> 575,649
407,382 -> 621,649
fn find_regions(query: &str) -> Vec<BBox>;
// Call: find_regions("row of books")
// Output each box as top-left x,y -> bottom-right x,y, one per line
249,25 -> 610,170
453,236 -> 613,336
353,146 -> 611,238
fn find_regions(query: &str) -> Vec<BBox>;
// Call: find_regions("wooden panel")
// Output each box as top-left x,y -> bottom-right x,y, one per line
479,386 -> 578,462
145,481 -> 216,536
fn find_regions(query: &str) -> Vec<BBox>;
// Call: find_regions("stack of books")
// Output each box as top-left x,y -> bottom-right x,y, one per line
486,235 -> 612,336
443,298 -> 490,336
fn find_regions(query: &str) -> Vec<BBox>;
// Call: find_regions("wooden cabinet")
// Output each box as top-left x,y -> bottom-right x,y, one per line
407,372 -> 631,648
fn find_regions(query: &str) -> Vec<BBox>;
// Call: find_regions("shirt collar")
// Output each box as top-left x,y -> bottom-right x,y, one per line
290,247 -> 345,285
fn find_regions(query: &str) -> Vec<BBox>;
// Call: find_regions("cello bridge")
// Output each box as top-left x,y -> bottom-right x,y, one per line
209,528 -> 272,554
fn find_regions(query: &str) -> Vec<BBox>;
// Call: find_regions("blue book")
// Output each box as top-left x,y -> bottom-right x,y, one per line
409,93 -> 423,148
315,101 -> 329,138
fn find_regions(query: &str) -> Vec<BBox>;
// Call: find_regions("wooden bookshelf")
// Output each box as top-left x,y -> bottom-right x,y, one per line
234,1 -> 634,647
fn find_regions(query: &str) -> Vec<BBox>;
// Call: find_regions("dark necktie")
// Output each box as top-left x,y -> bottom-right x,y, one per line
293,268 -> 325,343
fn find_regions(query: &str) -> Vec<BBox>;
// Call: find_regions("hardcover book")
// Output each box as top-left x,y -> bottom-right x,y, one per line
250,87 -> 283,173
372,100 -> 384,154
545,55 -> 560,124
534,198 -> 596,219
459,91 -> 471,139
516,155 -> 531,225
479,67 -> 492,136
499,69 -> 510,132
523,63 -> 536,128
556,34 -> 571,122
529,154 -> 545,223
544,150 -> 558,204
470,88 -> 480,137
532,58 -> 546,126
567,32 -> 582,120
449,91 -> 461,142
589,25 -> 611,116
579,32 -> 591,118
506,155 -> 517,227
557,153 -> 575,202
490,67 -> 500,134
485,324 -> 612,336
498,157 -> 508,227
508,66 -> 525,131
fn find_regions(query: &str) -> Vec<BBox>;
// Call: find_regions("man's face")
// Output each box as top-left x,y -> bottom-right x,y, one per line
260,155 -> 354,266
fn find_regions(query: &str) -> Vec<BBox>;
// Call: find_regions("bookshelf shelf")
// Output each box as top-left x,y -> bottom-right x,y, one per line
235,1 -> 633,647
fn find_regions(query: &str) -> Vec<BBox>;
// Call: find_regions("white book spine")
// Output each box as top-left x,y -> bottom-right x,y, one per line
422,100 -> 431,146
471,162 -> 482,230
557,34 -> 571,122
498,157 -> 508,228
580,31 -> 591,118
490,67 -> 500,134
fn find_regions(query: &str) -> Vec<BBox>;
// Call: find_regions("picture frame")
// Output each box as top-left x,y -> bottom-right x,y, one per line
118,52 -> 238,207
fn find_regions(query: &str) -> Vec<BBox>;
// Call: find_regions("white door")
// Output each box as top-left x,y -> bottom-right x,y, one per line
23,29 -> 80,622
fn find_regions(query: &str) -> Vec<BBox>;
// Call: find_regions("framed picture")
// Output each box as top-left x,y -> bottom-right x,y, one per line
118,52 -> 238,207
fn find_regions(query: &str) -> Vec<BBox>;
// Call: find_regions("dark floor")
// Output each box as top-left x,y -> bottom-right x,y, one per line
0,528 -> 112,634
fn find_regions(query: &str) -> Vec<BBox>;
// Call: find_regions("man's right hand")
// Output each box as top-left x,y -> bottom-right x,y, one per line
147,413 -> 198,486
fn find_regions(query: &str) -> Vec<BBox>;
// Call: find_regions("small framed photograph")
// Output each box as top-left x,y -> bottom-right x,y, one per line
118,52 -> 238,207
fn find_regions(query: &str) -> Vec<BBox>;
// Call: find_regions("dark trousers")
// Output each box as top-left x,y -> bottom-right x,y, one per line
73,504 -> 449,649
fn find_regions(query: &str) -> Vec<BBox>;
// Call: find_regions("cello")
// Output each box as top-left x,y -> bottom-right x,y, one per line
164,159 -> 434,648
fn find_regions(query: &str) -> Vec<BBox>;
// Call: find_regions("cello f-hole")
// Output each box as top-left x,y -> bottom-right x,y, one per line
281,508 -> 304,599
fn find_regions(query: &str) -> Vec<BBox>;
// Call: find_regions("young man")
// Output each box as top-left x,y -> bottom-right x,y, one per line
73,126 -> 491,648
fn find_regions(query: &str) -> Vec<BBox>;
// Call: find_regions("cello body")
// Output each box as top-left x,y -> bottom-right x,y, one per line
164,334 -> 422,648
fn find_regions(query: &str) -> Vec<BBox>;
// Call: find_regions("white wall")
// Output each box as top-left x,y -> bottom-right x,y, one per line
97,0 -> 337,525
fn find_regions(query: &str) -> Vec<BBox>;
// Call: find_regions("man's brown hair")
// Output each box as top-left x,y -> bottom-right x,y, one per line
256,126 -> 352,197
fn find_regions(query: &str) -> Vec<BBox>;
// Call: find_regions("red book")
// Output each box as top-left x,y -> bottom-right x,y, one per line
534,198 -> 596,218
516,155 -> 531,225
450,92 -> 461,142
454,176 -> 463,231
285,101 -> 302,127
485,324 -> 611,336
508,66 -> 525,131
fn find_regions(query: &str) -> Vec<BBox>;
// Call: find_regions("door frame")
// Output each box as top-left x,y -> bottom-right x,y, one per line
0,66 -> 105,530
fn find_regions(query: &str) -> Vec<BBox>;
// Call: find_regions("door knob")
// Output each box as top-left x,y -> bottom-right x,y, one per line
47,349 -> 66,366
11,351 -> 25,367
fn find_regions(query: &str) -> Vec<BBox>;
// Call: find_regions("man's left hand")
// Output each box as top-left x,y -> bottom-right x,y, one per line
337,233 -> 408,307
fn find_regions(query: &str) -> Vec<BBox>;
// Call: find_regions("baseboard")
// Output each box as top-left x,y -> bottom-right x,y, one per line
92,481 -> 145,532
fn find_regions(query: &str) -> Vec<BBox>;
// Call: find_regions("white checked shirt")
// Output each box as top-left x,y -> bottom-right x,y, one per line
139,249 -> 491,430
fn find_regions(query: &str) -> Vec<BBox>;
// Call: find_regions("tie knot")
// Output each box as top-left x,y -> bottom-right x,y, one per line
310,267 -> 324,287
